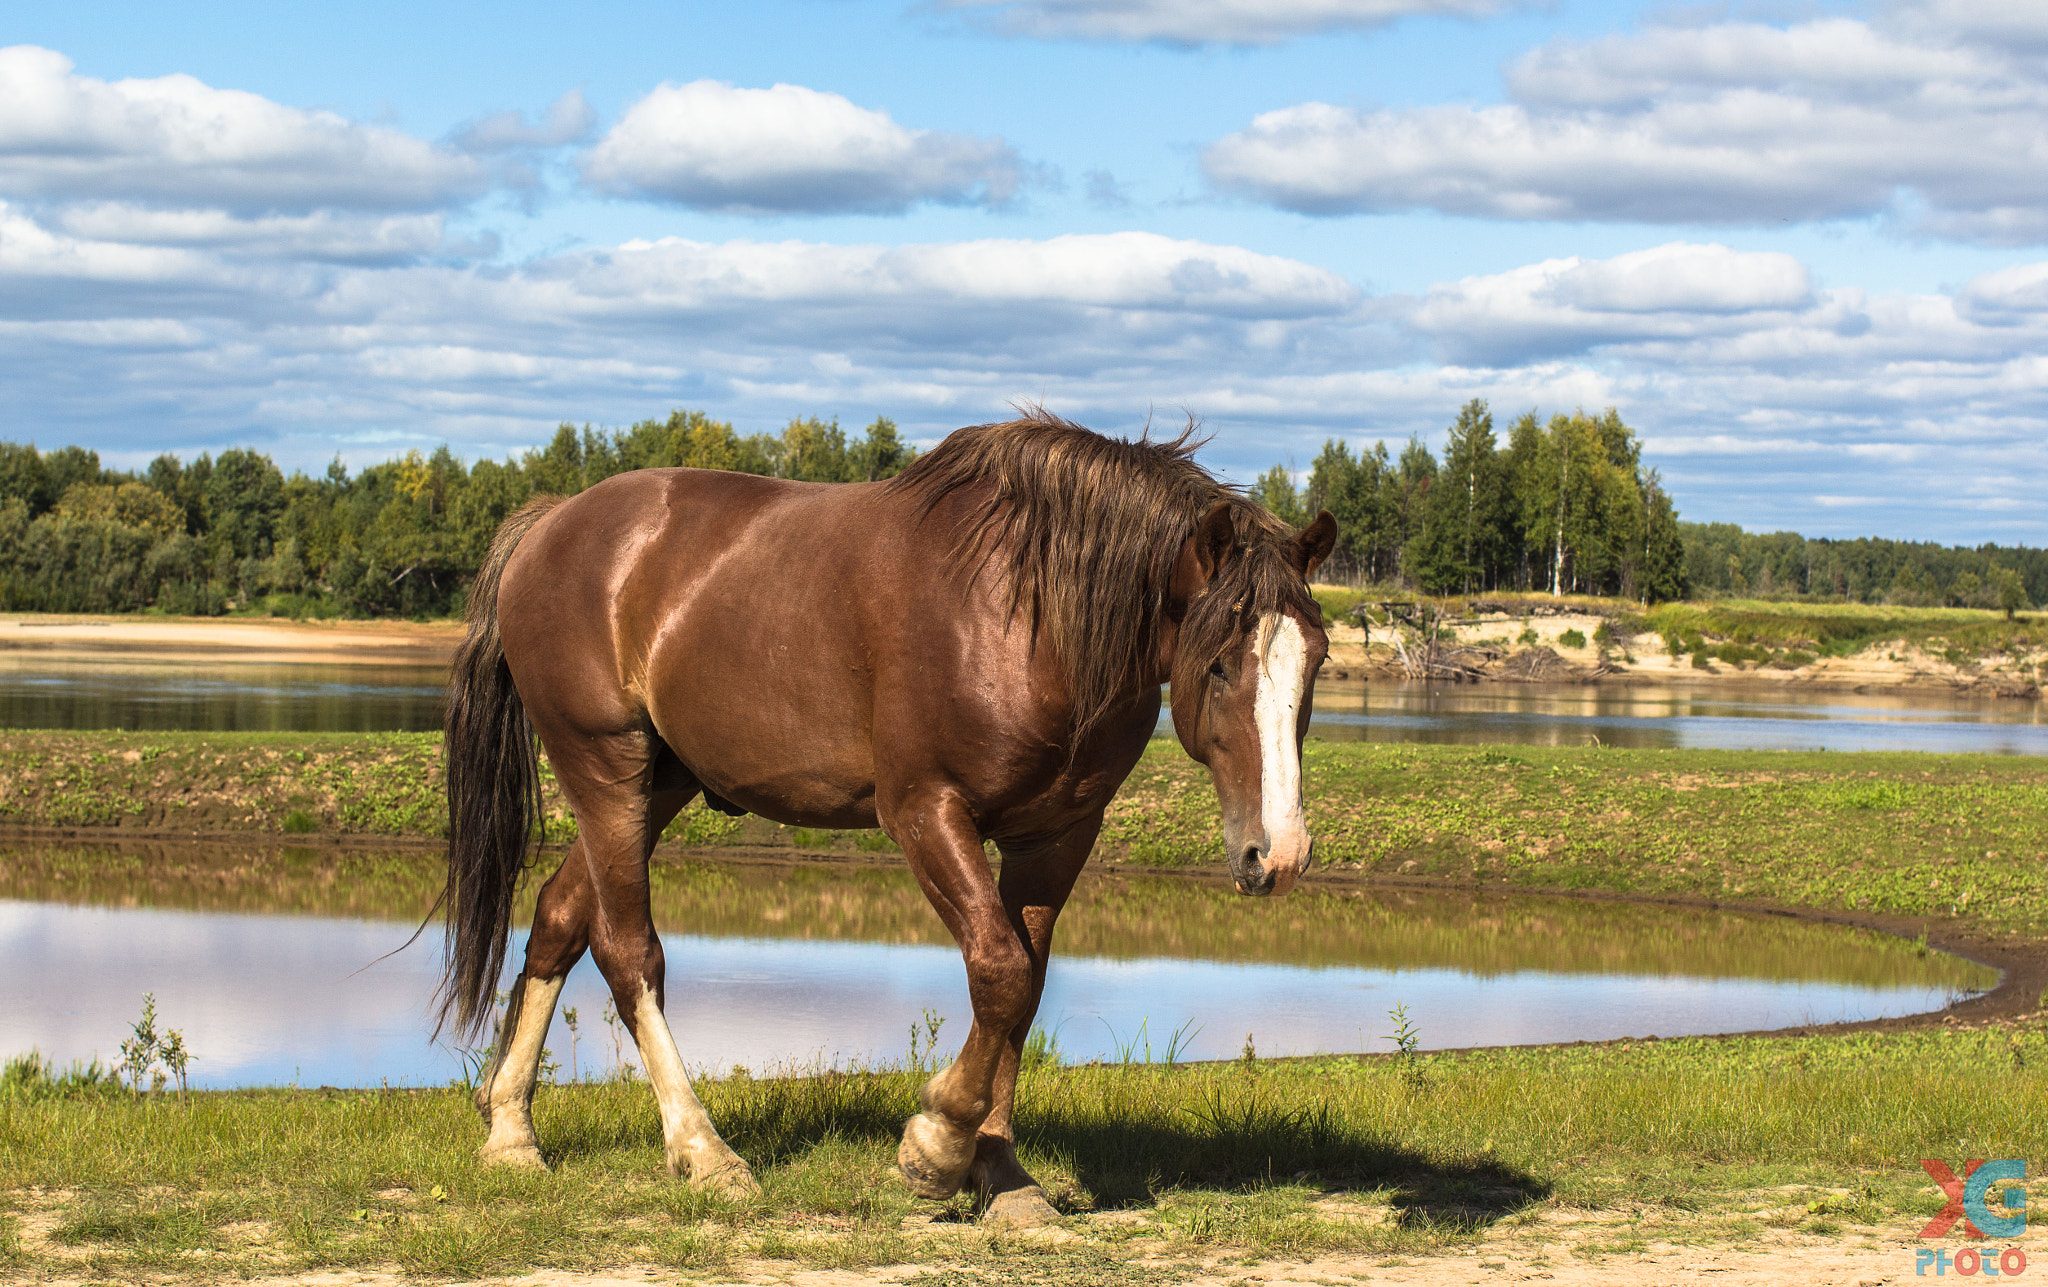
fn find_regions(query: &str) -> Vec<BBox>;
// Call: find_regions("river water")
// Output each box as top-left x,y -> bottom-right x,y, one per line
1,843 -> 1994,1089
0,655 -> 2041,753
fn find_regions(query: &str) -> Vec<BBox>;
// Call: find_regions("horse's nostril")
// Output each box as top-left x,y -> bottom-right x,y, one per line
1242,845 -> 1264,871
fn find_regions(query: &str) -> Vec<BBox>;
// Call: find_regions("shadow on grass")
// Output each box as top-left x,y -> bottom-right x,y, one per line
1030,1096 -> 1547,1230
543,1070 -> 1546,1232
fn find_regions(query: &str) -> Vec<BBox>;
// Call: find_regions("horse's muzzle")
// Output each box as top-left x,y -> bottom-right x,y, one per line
1229,835 -> 1314,897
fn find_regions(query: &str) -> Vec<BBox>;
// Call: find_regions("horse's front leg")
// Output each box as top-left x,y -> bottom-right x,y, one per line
965,817 -> 1100,1225
889,790 -> 1041,1203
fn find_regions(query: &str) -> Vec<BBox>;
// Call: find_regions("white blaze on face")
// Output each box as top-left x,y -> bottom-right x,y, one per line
1252,612 -> 1311,865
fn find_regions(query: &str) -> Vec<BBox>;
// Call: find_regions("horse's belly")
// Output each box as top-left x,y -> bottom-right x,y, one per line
646,675 -> 879,830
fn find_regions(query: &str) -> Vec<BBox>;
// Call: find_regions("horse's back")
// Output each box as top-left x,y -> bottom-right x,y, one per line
496,468 -> 916,824
497,465 -> 1118,833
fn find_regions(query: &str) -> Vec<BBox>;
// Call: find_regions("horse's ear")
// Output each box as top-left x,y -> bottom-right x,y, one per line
1171,501 -> 1237,611
1192,500 -> 1236,584
1291,510 -> 1339,579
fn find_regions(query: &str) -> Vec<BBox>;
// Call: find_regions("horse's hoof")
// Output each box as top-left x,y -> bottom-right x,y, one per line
982,1185 -> 1060,1228
694,1160 -> 762,1199
478,1141 -> 546,1170
897,1112 -> 974,1199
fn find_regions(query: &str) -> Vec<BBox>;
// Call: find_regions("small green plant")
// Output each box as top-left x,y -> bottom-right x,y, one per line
561,1005 -> 581,1082
1592,622 -> 1612,645
906,1008 -> 947,1073
1517,626 -> 1539,646
1386,1003 -> 1426,1091
1692,651 -> 1715,669
281,809 -> 318,834
1240,1032 -> 1257,1065
600,998 -> 636,1080
1558,628 -> 1587,649
118,994 -> 191,1098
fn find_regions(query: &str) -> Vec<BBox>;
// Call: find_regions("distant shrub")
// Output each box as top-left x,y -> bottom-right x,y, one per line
1592,622 -> 1613,645
1518,627 -> 1539,646
1692,652 -> 1715,669
1559,628 -> 1588,649
281,810 -> 318,834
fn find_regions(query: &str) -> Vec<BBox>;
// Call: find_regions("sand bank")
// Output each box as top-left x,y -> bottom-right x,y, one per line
0,614 -> 461,666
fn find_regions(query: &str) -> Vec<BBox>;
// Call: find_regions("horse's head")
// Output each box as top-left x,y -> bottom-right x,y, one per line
1166,501 -> 1338,897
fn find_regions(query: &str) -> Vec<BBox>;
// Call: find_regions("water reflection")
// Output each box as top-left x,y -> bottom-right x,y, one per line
1293,680 -> 2048,755
1,658 -> 2043,754
0,657 -> 446,732
0,842 -> 1993,1089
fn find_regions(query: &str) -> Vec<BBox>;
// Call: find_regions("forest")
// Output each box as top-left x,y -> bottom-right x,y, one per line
0,400 -> 2035,616
0,410 -> 914,618
1247,400 -> 1687,601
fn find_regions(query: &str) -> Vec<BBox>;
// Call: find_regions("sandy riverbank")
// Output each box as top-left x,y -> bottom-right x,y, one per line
0,609 -> 2040,699
0,614 -> 462,665
1320,608 -> 2046,698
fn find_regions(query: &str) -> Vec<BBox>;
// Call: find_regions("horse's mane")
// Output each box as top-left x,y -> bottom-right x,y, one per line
887,410 -> 1316,746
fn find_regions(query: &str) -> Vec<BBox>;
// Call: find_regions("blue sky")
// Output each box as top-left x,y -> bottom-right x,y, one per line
2,0 -> 2044,541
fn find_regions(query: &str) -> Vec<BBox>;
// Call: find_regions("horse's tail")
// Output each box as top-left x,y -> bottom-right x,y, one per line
436,493 -> 563,1041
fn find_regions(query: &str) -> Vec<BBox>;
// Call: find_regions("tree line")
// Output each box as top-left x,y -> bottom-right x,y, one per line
0,399 -> 2036,617
1249,400 -> 1689,602
1678,523 -> 2040,616
0,411 -> 914,618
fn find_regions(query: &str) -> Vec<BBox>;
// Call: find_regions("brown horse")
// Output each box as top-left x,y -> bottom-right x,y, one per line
441,411 -> 1336,1224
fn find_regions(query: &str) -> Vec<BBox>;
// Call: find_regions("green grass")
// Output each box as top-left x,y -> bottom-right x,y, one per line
1,1028 -> 2039,1277
1644,598 -> 2047,661
6,732 -> 2048,939
1101,741 -> 2048,936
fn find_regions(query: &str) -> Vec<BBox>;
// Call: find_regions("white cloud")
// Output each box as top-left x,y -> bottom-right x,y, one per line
932,0 -> 1517,46
1406,243 -> 1816,362
449,89 -> 597,154
581,81 -> 1024,214
550,232 -> 1359,316
0,46 -> 489,212
49,204 -> 490,265
1,205 -> 2046,540
1956,262 -> 2048,325
1201,11 -> 2048,243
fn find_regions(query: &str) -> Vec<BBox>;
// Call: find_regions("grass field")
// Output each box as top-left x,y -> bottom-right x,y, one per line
7,731 -> 2039,935
4,728 -> 2045,1278
3,1025 -> 2043,1281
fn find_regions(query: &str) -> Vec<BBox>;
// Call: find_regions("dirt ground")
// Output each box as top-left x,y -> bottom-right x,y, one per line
16,1228 -> 1979,1286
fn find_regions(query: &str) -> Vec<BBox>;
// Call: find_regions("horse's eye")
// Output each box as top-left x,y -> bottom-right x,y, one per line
1208,658 -> 1227,681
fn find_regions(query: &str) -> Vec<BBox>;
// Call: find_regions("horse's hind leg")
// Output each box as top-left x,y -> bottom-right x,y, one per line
475,848 -> 595,1167
552,737 -> 758,1194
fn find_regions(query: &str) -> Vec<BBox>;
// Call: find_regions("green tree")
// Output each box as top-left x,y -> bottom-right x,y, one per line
1641,477 -> 1688,603
1250,464 -> 1306,527
779,416 -> 851,482
1406,399 -> 1504,593
850,416 -> 916,481
1990,565 -> 2029,619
